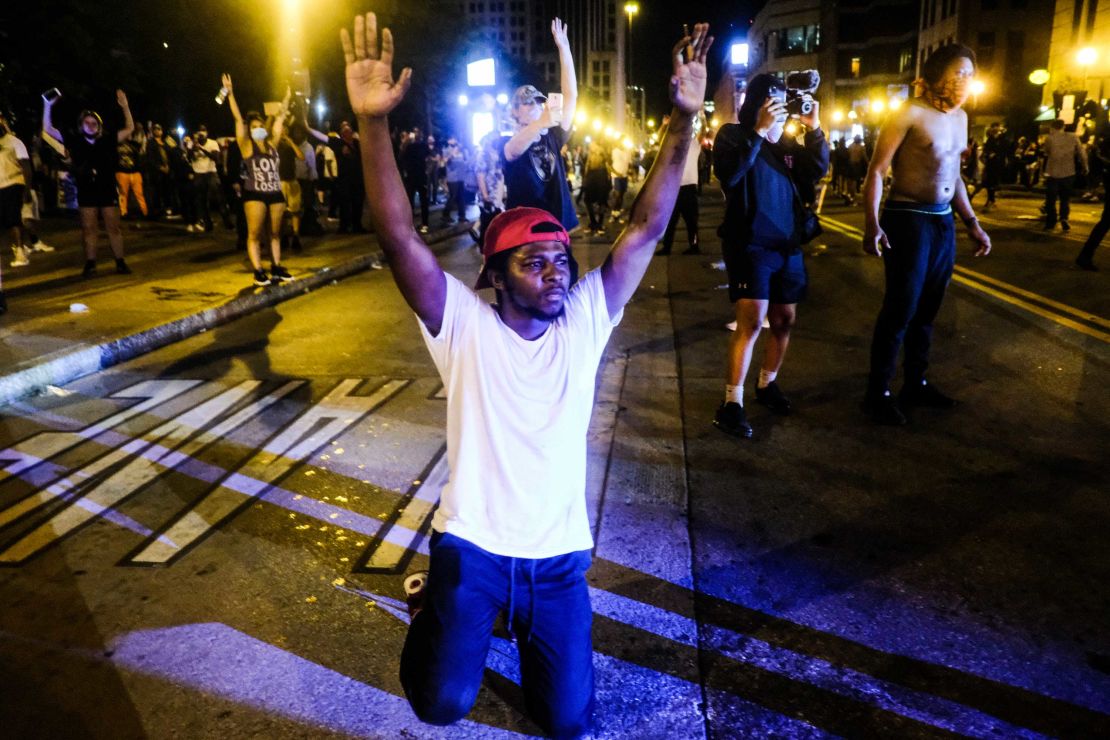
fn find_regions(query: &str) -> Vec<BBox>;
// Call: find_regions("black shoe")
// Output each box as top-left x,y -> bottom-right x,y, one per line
1043,222 -> 1055,230
899,379 -> 957,409
863,391 -> 908,426
271,264 -> 294,283
82,260 -> 97,278
755,381 -> 792,415
1061,220 -> 1071,232
115,258 -> 132,275
0,290 -> 7,315
713,401 -> 753,438
252,269 -> 271,286
1076,258 -> 1099,271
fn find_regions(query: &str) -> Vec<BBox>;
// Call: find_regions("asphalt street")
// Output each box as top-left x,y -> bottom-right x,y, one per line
0,189 -> 1107,738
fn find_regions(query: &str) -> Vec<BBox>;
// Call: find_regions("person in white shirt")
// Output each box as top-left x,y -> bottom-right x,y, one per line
338,13 -> 712,736
0,115 -> 34,281
190,124 -> 231,232
609,143 -> 631,221
1041,118 -> 1087,231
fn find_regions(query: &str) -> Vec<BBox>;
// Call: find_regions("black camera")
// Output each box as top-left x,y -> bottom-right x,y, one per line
785,70 -> 820,117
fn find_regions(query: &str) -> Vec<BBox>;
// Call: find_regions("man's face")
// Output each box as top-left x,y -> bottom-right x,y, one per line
152,125 -> 163,139
81,116 -> 101,138
512,98 -> 543,127
494,241 -> 572,321
932,57 -> 975,109
340,124 -> 354,143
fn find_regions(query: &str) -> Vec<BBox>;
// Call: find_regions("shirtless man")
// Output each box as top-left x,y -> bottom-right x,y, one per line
861,44 -> 992,426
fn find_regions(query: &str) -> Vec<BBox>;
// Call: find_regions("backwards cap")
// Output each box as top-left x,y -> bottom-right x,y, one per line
475,207 -> 574,289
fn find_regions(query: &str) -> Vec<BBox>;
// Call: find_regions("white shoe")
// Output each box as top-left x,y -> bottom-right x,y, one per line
726,320 -> 737,332
185,224 -> 195,233
10,246 -> 30,267
29,240 -> 55,252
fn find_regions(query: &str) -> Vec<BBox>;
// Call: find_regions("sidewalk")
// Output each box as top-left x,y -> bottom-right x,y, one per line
0,211 -> 474,407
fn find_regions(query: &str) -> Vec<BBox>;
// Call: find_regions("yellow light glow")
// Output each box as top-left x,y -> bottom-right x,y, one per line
847,110 -> 858,120
592,118 -> 603,131
575,110 -> 588,124
711,117 -> 720,128
888,98 -> 903,110
784,121 -> 799,136
1028,69 -> 1050,85
969,79 -> 986,95
871,99 -> 885,114
1078,47 -> 1098,66
622,137 -> 634,149
831,110 -> 844,123
646,118 -> 656,128
624,2 -> 639,17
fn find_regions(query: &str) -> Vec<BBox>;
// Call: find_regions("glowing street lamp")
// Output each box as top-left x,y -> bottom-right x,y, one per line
575,109 -> 588,124
870,99 -> 885,114
1077,48 -> 1097,95
625,2 -> 640,123
457,93 -> 469,107
646,118 -> 656,129
831,110 -> 844,123
847,110 -> 858,120
592,118 -> 603,131
969,79 -> 985,108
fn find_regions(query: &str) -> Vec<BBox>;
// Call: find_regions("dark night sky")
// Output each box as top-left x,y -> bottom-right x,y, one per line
0,1 -> 761,138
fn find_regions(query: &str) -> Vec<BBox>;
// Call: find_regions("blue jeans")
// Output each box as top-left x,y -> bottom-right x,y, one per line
400,532 -> 595,739
868,202 -> 956,394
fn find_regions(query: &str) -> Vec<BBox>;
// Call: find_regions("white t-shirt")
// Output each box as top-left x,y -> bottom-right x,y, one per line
419,268 -> 622,558
191,138 -> 221,174
610,147 -> 630,177
0,133 -> 29,188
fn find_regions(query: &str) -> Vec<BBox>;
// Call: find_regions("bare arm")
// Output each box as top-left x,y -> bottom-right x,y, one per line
551,18 -> 577,130
861,106 -> 913,256
42,97 -> 63,143
306,124 -> 329,143
343,13 -> 446,332
270,87 -> 292,144
601,25 -> 713,319
503,109 -> 556,162
115,90 -> 135,143
223,74 -> 250,153
949,168 -> 991,256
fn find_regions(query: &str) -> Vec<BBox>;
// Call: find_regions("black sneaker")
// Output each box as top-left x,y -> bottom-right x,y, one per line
271,264 -> 294,283
899,379 -> 957,409
1061,221 -> 1071,232
755,381 -> 792,414
1076,258 -> 1099,271
403,570 -> 429,620
82,260 -> 97,278
713,401 -> 753,438
115,258 -> 132,275
862,391 -> 908,426
252,269 -> 271,286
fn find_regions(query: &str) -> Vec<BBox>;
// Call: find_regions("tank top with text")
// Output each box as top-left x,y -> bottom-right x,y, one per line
241,142 -> 282,194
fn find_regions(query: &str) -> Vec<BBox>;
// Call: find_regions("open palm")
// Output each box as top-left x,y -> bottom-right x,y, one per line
669,23 -> 713,116
341,13 -> 412,118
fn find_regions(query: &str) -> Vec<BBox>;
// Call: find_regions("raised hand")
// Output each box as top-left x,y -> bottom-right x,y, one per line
221,73 -> 233,91
669,23 -> 713,116
116,89 -> 129,109
551,18 -> 569,49
341,12 -> 413,118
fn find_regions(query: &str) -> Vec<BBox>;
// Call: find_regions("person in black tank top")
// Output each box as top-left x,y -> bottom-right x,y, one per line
42,89 -> 136,277
221,73 -> 293,287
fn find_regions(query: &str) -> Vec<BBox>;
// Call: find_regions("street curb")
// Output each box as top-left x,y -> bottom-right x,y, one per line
0,221 -> 474,408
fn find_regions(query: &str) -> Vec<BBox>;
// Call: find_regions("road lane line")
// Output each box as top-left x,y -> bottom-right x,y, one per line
951,274 -> 1110,342
953,264 -> 1110,330
357,446 -> 447,572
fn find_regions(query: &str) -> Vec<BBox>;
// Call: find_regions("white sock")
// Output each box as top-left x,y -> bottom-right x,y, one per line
757,369 -> 777,389
725,384 -> 743,405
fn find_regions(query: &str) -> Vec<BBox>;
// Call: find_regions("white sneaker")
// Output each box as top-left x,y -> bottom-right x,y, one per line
726,320 -> 737,332
186,224 -> 196,233
10,246 -> 30,267
29,240 -> 55,252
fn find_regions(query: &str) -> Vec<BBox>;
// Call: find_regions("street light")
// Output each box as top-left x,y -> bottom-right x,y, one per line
969,79 -> 985,108
1077,48 -> 1097,97
625,2 -> 639,125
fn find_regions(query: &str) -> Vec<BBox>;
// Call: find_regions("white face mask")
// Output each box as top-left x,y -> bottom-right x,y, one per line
250,126 -> 267,142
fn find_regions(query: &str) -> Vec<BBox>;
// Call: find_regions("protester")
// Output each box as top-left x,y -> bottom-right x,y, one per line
1042,118 -> 1086,231
398,128 -> 431,233
43,89 -> 135,277
1076,122 -> 1110,271
277,126 -> 306,251
116,127 -> 148,223
337,12 -> 712,735
970,122 -> 1006,212
656,111 -> 706,256
580,140 -> 610,235
191,124 -> 231,232
712,76 -> 828,438
440,136 -> 468,225
861,44 -> 991,426
291,122 -> 321,235
501,19 -> 579,230
145,123 -> 175,218
1,113 -> 35,302
609,142 -> 631,222
222,73 -> 293,286
473,130 -> 505,245
308,121 -> 365,234
175,133 -> 200,230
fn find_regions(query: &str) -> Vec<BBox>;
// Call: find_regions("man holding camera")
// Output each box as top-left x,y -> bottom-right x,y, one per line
338,12 -> 712,735
501,19 -> 579,231
713,72 -> 828,439
861,44 -> 991,426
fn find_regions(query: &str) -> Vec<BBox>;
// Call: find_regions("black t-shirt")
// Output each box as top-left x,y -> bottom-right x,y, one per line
328,135 -> 362,183
501,127 -> 578,230
67,132 -> 119,184
399,140 -> 429,181
117,140 -> 142,173
277,138 -> 298,181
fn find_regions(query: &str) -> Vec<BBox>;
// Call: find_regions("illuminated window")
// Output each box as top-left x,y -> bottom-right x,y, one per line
851,57 -> 861,78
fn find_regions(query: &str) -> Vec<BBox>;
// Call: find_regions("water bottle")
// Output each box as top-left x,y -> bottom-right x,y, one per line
214,86 -> 230,105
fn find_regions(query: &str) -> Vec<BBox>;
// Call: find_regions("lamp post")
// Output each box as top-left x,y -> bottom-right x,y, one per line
624,2 -> 639,125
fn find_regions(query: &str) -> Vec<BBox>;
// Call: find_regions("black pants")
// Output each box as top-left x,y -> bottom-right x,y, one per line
442,180 -> 466,223
662,184 -> 700,250
868,204 -> 956,394
1079,191 -> 1110,265
335,177 -> 365,232
194,172 -> 230,229
406,178 -> 430,227
1044,176 -> 1075,226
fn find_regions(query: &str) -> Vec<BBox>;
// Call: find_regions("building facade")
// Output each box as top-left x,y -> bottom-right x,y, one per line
1044,0 -> 1110,117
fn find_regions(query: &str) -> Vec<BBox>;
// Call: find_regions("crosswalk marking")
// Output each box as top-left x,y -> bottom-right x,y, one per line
127,379 -> 407,565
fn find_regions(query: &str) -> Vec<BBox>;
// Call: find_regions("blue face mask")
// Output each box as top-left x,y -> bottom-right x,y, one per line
250,126 -> 267,142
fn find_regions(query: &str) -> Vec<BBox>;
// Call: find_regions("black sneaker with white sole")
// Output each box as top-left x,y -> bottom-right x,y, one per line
271,264 -> 294,283
252,269 -> 271,286
755,381 -> 792,414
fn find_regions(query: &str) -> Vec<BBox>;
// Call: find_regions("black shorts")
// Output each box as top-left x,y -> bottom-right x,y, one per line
0,184 -> 24,229
242,190 -> 286,205
725,243 -> 807,304
76,176 -> 120,209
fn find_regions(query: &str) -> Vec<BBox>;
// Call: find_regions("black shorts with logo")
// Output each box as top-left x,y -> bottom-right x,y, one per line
725,243 -> 807,304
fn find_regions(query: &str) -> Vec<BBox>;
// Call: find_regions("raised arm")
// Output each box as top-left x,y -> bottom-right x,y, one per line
223,73 -> 250,153
601,24 -> 713,318
861,105 -> 912,256
504,106 -> 556,162
116,90 -> 135,143
551,18 -> 577,130
343,12 -> 446,332
270,87 -> 292,144
42,94 -> 63,143
306,123 -> 329,144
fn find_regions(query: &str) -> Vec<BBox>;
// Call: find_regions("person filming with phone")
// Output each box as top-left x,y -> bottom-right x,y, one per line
712,71 -> 828,439
501,18 -> 579,231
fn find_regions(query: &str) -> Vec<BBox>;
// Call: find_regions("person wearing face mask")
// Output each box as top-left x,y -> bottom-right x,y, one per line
711,73 -> 828,439
222,73 -> 294,287
42,89 -> 135,277
860,44 -> 992,426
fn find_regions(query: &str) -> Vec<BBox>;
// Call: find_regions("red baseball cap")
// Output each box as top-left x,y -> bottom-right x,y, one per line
475,207 -> 572,289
